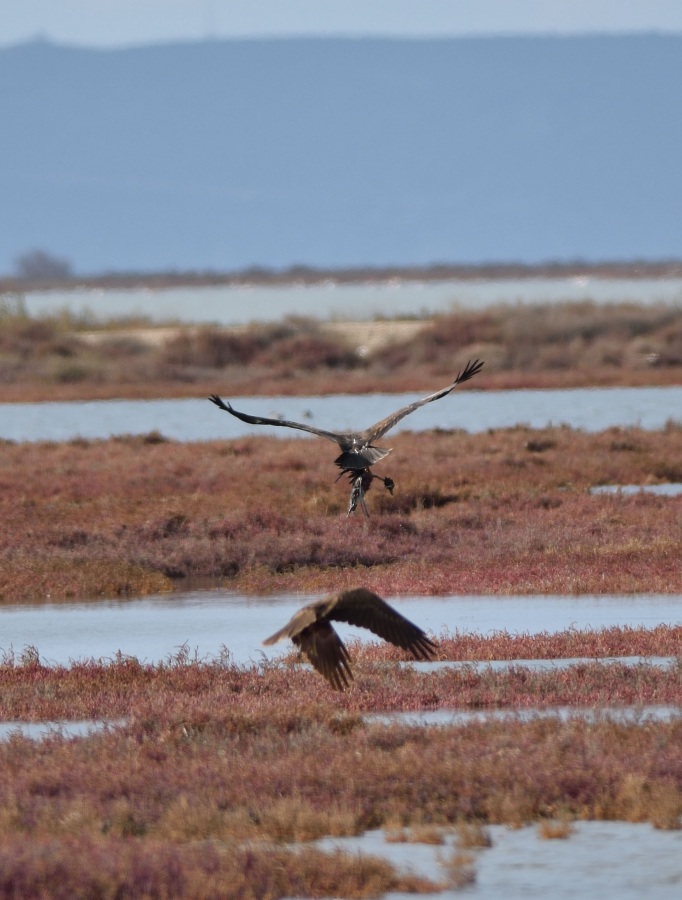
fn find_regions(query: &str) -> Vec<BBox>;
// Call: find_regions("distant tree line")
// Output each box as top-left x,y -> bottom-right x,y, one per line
13,249 -> 73,281
5,251 -> 682,290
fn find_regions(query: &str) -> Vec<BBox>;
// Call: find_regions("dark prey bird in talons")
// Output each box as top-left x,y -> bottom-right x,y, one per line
342,469 -> 394,517
209,358 -> 483,513
262,587 -> 437,690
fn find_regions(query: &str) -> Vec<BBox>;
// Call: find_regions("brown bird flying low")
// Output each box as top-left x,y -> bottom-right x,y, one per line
263,587 -> 437,690
209,358 -> 483,472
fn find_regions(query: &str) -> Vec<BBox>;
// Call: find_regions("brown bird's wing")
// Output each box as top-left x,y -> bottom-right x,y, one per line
262,602 -> 354,690
327,588 -> 437,660
209,395 -> 352,447
296,621 -> 353,691
357,358 -> 484,444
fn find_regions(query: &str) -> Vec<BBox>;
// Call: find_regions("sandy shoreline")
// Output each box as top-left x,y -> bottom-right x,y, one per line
78,319 -> 429,353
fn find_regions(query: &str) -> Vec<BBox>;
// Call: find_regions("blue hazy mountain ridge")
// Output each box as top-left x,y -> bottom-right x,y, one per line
1,35 -> 681,274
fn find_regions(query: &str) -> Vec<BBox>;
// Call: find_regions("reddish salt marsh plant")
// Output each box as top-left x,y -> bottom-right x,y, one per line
0,660 -> 681,720
0,676 -> 681,847
0,835 -> 440,899
0,648 -> 681,723
1,424 -> 682,599
0,639 -> 681,892
354,624 -> 682,663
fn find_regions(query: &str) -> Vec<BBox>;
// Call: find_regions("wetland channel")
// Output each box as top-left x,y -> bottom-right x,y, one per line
1,385 -> 681,443
2,590 -> 681,667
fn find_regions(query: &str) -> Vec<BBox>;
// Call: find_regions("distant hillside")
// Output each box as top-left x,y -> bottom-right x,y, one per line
1,35 -> 681,274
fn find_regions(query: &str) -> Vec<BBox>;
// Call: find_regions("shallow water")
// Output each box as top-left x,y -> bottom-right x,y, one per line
406,656 -> 677,674
313,821 -> 682,899
4,705 -> 678,743
366,704 -> 682,728
591,483 -> 682,497
1,590 -> 681,667
1,385 -> 681,442
20,277 -> 682,325
0,720 -> 122,741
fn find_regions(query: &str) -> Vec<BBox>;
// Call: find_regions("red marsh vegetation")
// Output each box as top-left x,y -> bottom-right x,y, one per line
0,834 -> 440,899
2,290 -> 681,894
2,648 -> 682,721
1,424 -> 681,601
0,300 -> 681,401
0,651 -> 681,895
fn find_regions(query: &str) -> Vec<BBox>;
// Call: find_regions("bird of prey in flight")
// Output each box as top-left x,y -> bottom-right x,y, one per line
263,587 -> 437,690
209,357 -> 483,514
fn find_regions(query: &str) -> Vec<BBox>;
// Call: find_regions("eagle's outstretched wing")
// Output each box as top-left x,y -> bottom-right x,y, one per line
209,395 -> 350,446
358,358 -> 484,443
209,359 -> 483,453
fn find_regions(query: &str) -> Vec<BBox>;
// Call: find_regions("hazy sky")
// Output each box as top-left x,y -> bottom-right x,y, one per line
3,0 -> 682,47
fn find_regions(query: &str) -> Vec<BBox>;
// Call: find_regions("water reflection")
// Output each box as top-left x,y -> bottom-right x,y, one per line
1,590 -> 681,667
1,385 -> 681,442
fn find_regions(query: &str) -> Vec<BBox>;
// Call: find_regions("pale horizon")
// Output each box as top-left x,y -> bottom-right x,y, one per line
3,0 -> 682,48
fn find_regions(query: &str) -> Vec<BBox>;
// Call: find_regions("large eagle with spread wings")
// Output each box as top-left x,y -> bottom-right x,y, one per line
263,588 -> 437,690
209,358 -> 483,514
210,358 -> 482,472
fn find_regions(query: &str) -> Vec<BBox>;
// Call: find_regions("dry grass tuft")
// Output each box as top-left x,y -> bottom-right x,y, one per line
440,848 -> 477,890
385,824 -> 445,845
538,817 -> 575,839
614,775 -> 682,830
456,821 -> 493,849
